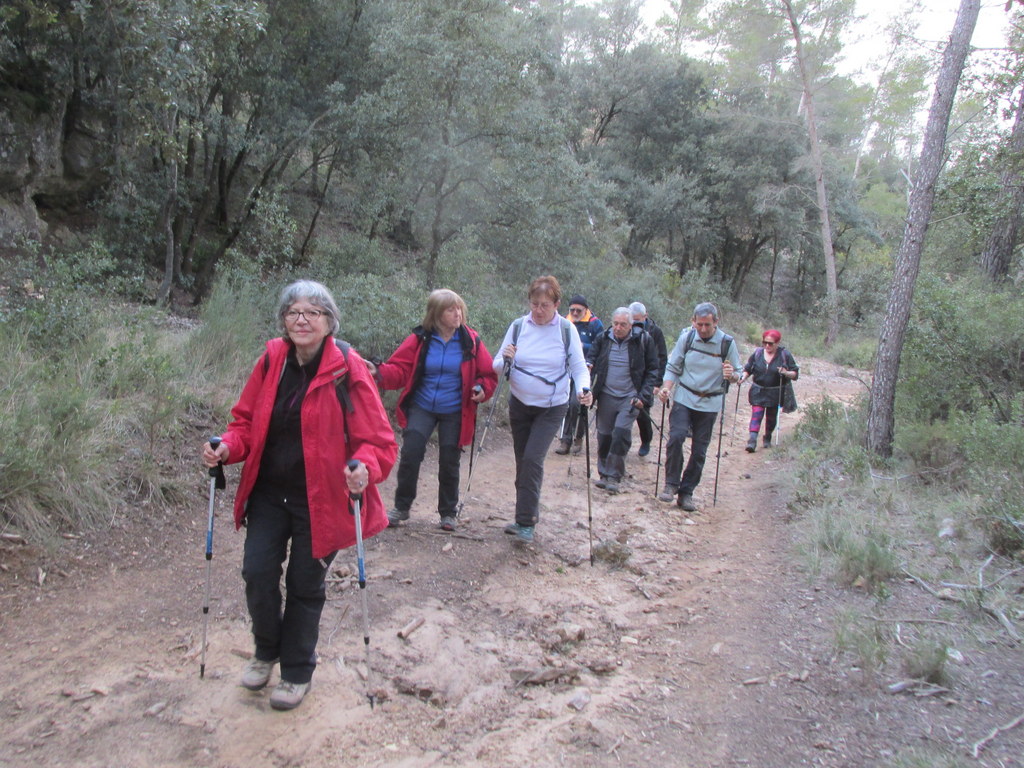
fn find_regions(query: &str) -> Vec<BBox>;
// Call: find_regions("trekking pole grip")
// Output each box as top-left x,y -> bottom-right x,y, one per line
347,459 -> 363,504
208,436 -> 226,489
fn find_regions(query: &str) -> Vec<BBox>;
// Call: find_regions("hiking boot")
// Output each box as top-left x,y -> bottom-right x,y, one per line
572,438 -> 583,455
240,657 -> 277,691
656,488 -> 676,503
503,523 -> 535,542
554,439 -> 571,455
387,508 -> 410,527
745,434 -> 758,453
637,442 -> 651,457
604,481 -> 621,494
678,494 -> 697,512
269,680 -> 310,710
439,516 -> 457,532
595,477 -> 608,489
763,434 -> 773,448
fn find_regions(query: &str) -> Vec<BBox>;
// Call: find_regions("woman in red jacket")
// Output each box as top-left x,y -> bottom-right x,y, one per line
201,279 -> 396,711
367,289 -> 497,531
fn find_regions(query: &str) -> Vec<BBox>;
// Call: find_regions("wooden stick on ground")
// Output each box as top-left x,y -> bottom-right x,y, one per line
971,710 -> 1024,758
397,616 -> 425,640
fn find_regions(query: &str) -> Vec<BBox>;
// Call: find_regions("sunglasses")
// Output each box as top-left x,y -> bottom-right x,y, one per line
569,307 -> 585,314
762,340 -> 776,345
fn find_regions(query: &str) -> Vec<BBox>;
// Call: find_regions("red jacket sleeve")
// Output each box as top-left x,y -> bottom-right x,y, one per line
473,335 -> 498,400
377,333 -> 420,392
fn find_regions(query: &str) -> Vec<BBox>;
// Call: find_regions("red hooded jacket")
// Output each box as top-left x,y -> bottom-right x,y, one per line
376,324 -> 497,447
220,337 -> 397,559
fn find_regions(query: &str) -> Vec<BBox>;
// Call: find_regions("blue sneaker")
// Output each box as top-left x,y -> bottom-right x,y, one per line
503,523 -> 535,542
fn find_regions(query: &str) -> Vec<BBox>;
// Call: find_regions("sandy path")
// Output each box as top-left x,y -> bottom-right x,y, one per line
2,359 -> 1021,767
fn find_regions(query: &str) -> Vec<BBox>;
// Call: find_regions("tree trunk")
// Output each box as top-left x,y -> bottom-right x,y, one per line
865,0 -> 980,458
156,158 -> 178,307
781,0 -> 840,347
980,85 -> 1024,281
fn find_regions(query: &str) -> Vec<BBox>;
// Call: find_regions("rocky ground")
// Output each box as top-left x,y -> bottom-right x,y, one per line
1,358 -> 1022,768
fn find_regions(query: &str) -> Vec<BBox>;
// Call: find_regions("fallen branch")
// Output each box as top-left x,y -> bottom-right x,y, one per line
869,615 -> 959,627
423,530 -> 485,542
397,616 -> 425,640
634,580 -> 654,600
902,569 -> 965,603
981,605 -> 1021,643
970,710 -> 1024,758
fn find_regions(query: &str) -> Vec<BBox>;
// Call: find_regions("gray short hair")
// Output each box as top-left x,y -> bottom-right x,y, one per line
628,301 -> 646,317
693,302 -> 718,321
612,306 -> 632,321
277,279 -> 341,336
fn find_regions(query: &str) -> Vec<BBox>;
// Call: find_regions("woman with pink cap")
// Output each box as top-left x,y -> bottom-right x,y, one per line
738,329 -> 799,452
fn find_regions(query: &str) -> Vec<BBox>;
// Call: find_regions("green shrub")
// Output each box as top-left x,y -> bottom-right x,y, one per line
901,637 -> 951,685
833,609 -> 890,678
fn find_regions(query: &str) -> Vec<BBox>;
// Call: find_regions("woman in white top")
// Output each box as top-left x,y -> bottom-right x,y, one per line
493,275 -> 592,542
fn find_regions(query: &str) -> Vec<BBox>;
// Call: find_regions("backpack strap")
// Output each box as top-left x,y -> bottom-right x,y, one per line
510,315 -> 572,387
332,339 -> 354,415
676,329 -> 733,397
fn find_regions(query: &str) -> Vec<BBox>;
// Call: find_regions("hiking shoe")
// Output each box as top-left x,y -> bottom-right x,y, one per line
595,477 -> 608,489
745,435 -> 758,453
554,440 -> 571,455
604,481 -> 621,494
387,508 -> 410,526
763,434 -> 773,448
656,488 -> 676,503
572,439 -> 583,455
240,657 -> 277,691
638,443 -> 651,457
678,494 -> 697,512
269,680 -> 310,711
439,516 -> 457,531
503,523 -> 535,542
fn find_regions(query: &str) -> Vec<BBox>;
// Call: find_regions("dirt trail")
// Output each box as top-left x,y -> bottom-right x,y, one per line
1,359 -> 1022,768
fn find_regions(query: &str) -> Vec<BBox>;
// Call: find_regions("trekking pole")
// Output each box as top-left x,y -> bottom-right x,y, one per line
582,389 -> 594,567
712,384 -> 729,508
200,436 -> 225,679
730,380 -> 742,447
456,385 -> 484,517
654,398 -> 667,495
477,362 -> 509,453
346,459 -> 376,709
776,382 -> 783,447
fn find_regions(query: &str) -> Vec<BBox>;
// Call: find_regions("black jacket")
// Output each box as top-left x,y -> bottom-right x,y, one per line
634,317 -> 668,385
586,326 -> 661,407
743,345 -> 799,408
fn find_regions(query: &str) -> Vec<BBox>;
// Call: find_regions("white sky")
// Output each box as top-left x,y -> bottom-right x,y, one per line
638,0 -> 1011,83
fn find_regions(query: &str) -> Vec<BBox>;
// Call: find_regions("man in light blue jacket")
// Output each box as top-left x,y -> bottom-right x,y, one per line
657,302 -> 741,512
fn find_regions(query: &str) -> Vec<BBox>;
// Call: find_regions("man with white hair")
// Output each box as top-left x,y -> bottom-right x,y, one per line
628,301 -> 667,456
586,307 -> 660,493
657,302 -> 741,511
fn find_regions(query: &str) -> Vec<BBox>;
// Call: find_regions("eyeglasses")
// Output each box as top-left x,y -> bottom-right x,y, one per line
285,309 -> 325,322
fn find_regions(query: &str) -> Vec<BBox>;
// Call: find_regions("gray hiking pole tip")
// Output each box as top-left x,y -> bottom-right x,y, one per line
581,389 -> 594,567
201,436 -> 226,679
347,459 -> 376,709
